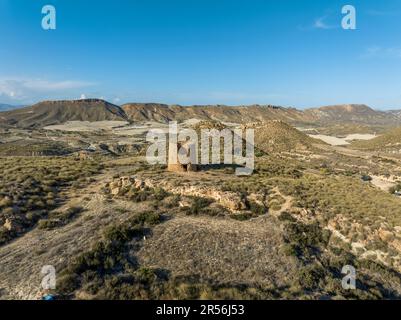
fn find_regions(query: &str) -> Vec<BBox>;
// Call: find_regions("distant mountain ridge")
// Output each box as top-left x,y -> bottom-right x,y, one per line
0,99 -> 127,128
122,103 -> 401,126
121,103 -> 312,124
387,110 -> 401,120
1,99 -> 401,128
304,104 -> 398,125
0,103 -> 23,112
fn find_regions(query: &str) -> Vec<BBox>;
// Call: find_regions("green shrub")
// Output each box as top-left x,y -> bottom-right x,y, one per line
186,197 -> 212,215
153,188 -> 168,201
278,211 -> 296,223
248,201 -> 266,215
38,206 -> 84,230
38,219 -> 60,230
298,264 -> 326,290
0,157 -> 102,245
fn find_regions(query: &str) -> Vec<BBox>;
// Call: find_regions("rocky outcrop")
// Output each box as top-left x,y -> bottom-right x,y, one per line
163,185 -> 246,211
108,176 -> 138,196
378,228 -> 395,242
75,150 -> 94,160
105,176 -> 246,213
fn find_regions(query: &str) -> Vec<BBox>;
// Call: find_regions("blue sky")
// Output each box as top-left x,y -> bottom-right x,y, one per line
0,0 -> 401,109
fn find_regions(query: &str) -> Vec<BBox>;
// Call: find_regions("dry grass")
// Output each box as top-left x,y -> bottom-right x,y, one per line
0,157 -> 103,245
136,214 -> 298,287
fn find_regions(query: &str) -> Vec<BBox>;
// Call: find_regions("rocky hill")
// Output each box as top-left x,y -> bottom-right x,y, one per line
388,110 -> 401,121
123,103 -> 401,126
0,99 -> 128,128
1,100 -> 401,129
247,120 -> 325,153
122,103 -> 313,124
305,104 -> 398,125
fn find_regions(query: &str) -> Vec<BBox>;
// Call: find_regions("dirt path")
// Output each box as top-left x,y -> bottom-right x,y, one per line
272,187 -> 293,215
370,175 -> 396,192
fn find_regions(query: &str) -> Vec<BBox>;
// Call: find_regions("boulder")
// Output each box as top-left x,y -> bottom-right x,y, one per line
391,239 -> 401,252
134,179 -> 145,189
378,228 -> 395,242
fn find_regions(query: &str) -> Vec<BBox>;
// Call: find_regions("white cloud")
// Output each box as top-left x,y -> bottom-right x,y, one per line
362,46 -> 401,59
0,80 -> 22,99
80,94 -> 87,99
0,77 -> 95,102
313,16 -> 337,30
24,80 -> 95,91
298,15 -> 339,31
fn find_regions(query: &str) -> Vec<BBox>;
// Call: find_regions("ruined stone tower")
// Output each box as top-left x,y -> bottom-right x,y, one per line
167,141 -> 198,172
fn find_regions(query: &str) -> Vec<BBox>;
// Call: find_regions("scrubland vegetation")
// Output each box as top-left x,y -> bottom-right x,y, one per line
0,140 -> 73,156
1,116 -> 401,300
351,126 -> 401,152
0,157 -> 103,245
35,149 -> 399,300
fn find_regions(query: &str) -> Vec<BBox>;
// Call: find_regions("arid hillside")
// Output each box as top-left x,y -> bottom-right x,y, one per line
1,100 -> 401,129
351,126 -> 401,152
304,104 -> 398,125
0,99 -> 127,128
122,103 -> 401,126
122,103 -> 310,124
248,120 -> 326,153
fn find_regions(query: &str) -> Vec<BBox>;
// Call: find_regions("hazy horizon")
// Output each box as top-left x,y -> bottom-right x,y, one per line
2,99 -> 400,112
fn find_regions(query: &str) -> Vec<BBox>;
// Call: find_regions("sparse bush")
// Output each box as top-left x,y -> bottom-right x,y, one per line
278,211 -> 296,223
57,210 -> 164,297
38,206 -> 84,230
185,197 -> 212,215
298,264 -> 326,290
247,201 -> 265,215
38,219 -> 60,230
153,188 -> 168,201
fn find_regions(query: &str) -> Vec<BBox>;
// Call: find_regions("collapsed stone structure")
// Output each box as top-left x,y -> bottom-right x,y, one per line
108,176 -> 144,196
105,175 -> 253,213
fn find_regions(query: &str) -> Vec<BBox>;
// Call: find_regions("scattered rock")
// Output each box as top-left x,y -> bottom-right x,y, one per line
106,175 -> 255,214
378,228 -> 395,242
107,176 -> 136,196
391,239 -> 401,252
178,199 -> 191,208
